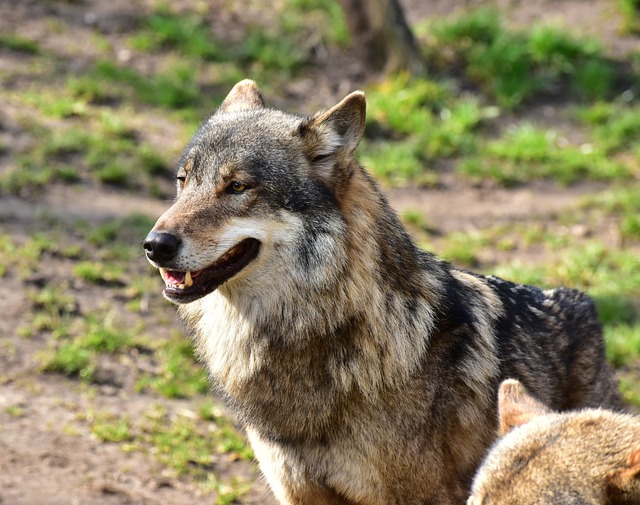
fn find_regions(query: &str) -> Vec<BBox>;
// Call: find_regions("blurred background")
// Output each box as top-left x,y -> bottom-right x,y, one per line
0,0 -> 639,503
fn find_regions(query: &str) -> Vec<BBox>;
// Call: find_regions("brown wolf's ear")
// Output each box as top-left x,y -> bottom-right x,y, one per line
298,92 -> 366,180
218,80 -> 265,114
607,447 -> 640,498
498,379 -> 553,436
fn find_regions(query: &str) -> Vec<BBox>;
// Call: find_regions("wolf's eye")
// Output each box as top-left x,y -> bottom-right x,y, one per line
176,158 -> 193,189
228,181 -> 247,193
311,153 -> 331,163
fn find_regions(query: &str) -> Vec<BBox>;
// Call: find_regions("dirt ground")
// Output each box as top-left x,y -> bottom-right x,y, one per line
0,1 -> 637,504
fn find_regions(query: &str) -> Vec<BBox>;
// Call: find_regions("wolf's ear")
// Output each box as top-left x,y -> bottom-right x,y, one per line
498,379 -> 553,436
298,91 -> 366,178
218,80 -> 265,114
606,447 -> 640,498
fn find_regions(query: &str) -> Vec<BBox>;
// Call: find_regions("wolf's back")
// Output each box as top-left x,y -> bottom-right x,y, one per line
484,276 -> 623,411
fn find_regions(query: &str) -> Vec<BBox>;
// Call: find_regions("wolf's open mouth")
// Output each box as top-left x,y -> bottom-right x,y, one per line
159,238 -> 261,304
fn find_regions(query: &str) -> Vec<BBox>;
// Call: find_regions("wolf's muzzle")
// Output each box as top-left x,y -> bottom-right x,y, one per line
144,231 -> 181,264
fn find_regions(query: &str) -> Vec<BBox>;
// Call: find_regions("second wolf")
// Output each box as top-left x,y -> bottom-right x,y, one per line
144,80 -> 623,505
468,379 -> 640,505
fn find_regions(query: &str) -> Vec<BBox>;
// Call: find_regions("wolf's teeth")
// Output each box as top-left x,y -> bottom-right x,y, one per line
184,271 -> 193,287
160,268 -> 168,282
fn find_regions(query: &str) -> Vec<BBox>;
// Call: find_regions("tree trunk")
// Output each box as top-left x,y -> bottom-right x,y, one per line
338,0 -> 425,76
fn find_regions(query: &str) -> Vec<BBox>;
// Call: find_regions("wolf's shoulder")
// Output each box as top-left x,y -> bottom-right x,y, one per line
480,274 -> 598,320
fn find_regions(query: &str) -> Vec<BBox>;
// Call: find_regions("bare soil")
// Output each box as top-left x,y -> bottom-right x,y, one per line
0,1 -> 636,504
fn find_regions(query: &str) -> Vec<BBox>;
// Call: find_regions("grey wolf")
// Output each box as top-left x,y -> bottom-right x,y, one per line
469,379 -> 640,505
143,80 -> 623,505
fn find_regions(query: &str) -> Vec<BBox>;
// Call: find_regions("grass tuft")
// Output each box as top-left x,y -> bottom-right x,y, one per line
425,8 -> 615,107
129,7 -> 222,60
136,335 -> 209,399
460,123 -> 631,186
0,34 -> 41,54
619,0 -> 640,34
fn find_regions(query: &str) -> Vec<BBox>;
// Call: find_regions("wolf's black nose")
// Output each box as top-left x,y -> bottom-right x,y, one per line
144,232 -> 181,264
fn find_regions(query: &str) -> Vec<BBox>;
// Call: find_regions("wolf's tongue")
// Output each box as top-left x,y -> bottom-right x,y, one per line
166,270 -> 186,285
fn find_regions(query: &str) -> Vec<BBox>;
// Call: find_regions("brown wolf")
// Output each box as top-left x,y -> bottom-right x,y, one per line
469,379 -> 640,505
143,80 -> 623,505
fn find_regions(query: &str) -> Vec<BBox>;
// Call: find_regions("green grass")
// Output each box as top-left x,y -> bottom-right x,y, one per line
359,58 -> 634,188
22,89 -> 88,119
576,102 -> 640,154
572,59 -> 616,102
5,404 -> 26,418
91,403 -> 255,497
382,9 -> 638,188
0,34 -> 41,54
240,0 -> 348,75
127,1 -> 347,79
424,8 -> 614,107
459,123 -> 631,186
287,0 -> 350,47
41,341 -> 95,380
360,138 -> 434,187
619,0 -> 640,33
440,231 -> 489,267
486,234 -> 640,295
1,158 -> 79,196
0,8 -> 235,198
365,75 -> 451,135
0,116 -> 170,195
39,314 -> 146,381
0,236 -> 16,278
11,223 -> 155,378
362,75 -> 494,187
82,316 -> 139,353
401,209 -> 436,235
516,242 -> 640,295
66,74 -> 115,105
91,413 -> 133,443
619,373 -> 640,407
73,261 -> 125,285
86,213 -> 155,247
27,286 -> 78,338
136,335 -> 210,399
606,324 -> 640,368
128,6 -> 223,60
92,59 -> 205,110
581,185 -> 640,241
6,218 -> 222,431
0,233 -> 64,278
139,405 -> 253,470
5,5 -> 634,193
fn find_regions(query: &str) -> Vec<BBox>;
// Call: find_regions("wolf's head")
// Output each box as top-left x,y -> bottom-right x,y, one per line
144,80 -> 366,304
